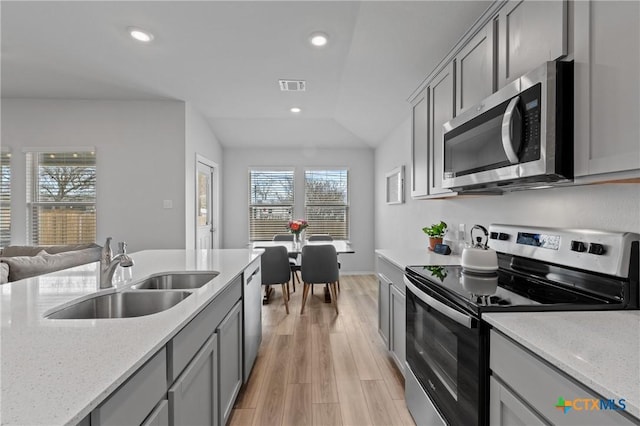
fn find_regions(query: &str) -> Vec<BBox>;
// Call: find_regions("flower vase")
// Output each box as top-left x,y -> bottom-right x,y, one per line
293,233 -> 301,246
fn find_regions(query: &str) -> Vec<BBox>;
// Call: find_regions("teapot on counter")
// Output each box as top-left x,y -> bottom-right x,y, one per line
461,225 -> 498,273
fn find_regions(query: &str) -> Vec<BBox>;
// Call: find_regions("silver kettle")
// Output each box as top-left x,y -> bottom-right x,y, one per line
461,225 -> 498,272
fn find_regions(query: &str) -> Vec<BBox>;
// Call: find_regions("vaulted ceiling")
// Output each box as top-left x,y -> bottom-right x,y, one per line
1,1 -> 490,148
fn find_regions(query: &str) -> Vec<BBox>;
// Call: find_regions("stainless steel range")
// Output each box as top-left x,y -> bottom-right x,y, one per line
403,224 -> 639,426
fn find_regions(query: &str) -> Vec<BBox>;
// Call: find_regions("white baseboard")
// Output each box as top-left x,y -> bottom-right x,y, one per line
339,270 -> 375,276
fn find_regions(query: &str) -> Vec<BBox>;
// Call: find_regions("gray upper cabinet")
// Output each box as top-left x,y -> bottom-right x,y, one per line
497,0 -> 567,88
428,62 -> 456,196
411,87 -> 430,198
455,21 -> 495,115
573,0 -> 640,180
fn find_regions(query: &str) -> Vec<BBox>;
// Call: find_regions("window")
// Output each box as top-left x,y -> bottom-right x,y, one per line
305,169 -> 349,239
248,169 -> 294,241
1,151 -> 11,247
26,150 -> 96,245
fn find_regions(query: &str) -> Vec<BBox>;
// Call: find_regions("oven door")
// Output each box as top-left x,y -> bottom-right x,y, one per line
404,276 -> 484,426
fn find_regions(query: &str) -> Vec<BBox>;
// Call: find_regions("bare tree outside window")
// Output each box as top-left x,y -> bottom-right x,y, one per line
27,151 -> 96,245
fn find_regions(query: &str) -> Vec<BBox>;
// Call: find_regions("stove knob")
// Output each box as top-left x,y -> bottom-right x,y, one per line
571,240 -> 586,252
498,232 -> 510,241
588,243 -> 606,255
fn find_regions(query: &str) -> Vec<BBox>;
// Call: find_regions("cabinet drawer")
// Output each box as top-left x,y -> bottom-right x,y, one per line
490,330 -> 636,425
377,256 -> 405,294
168,275 -> 241,383
141,400 -> 169,426
91,348 -> 167,426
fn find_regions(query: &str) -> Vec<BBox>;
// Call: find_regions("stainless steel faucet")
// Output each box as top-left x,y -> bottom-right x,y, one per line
100,237 -> 134,289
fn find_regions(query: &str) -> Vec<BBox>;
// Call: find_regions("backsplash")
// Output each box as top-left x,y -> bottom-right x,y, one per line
375,118 -> 640,250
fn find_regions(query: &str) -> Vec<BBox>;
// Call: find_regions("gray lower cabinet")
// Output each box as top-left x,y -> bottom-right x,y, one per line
217,300 -> 243,426
91,348 -> 167,426
389,284 -> 406,376
169,333 -> 218,426
489,376 -> 547,425
378,273 -> 391,348
142,400 -> 169,426
490,329 -> 637,425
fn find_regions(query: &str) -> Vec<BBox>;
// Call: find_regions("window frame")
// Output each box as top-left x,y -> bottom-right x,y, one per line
24,147 -> 97,246
248,167 -> 295,242
1,149 -> 12,247
303,167 -> 350,240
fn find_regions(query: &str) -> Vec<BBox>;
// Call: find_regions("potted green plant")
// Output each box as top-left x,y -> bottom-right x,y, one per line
422,221 -> 448,251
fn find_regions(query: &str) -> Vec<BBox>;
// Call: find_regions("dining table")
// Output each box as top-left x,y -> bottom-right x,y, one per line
251,240 -> 354,303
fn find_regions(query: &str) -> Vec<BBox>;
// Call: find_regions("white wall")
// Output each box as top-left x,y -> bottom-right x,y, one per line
375,117 -> 640,251
185,103 -> 223,249
2,99 -> 187,252
223,147 -> 375,273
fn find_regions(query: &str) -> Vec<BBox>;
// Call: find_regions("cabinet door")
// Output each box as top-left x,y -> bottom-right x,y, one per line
377,273 -> 391,349
428,62 -> 456,196
168,333 -> 219,426
489,376 -> 548,425
411,87 -> 430,198
142,400 -> 169,426
497,0 -> 567,88
574,0 -> 640,178
455,21 -> 495,115
389,285 -> 406,376
217,300 -> 243,426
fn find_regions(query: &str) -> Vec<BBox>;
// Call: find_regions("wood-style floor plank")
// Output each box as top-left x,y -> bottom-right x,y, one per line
229,275 -> 415,426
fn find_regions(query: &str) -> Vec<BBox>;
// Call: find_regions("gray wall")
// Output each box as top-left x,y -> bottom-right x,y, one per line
375,117 -> 640,251
223,147 -> 375,273
185,103 -> 224,249
2,99 -> 187,252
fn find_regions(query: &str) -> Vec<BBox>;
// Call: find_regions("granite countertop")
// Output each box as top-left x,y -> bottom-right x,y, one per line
484,311 -> 640,420
375,248 -> 461,269
0,249 -> 261,426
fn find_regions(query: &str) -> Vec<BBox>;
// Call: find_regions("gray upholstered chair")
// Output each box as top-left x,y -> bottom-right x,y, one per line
307,234 -> 340,292
308,234 -> 333,241
273,234 -> 300,292
259,246 -> 291,314
300,245 -> 340,315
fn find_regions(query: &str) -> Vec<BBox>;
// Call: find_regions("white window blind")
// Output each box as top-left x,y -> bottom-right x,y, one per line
249,169 -> 294,241
26,150 -> 96,245
305,169 -> 349,239
1,152 -> 11,247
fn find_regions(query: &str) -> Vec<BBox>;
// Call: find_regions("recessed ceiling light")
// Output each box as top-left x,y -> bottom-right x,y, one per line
309,32 -> 328,47
128,27 -> 154,43
290,107 -> 302,113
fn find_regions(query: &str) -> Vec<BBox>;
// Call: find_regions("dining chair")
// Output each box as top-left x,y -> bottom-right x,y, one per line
272,234 -> 300,293
300,245 -> 340,315
259,246 -> 291,314
307,234 -> 340,292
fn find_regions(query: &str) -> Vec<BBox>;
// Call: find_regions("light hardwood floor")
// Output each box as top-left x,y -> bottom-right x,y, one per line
229,275 -> 416,426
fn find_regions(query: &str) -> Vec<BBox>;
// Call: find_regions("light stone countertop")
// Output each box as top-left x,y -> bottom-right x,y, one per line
375,248 -> 461,269
484,311 -> 640,420
0,249 -> 262,426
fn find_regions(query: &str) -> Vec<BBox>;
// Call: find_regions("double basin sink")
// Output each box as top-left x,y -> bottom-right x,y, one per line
46,272 -> 219,320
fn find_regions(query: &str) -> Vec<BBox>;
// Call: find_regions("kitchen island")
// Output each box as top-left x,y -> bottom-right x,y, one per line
0,249 -> 261,426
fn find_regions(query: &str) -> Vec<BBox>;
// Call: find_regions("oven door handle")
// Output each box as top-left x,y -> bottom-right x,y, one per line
501,96 -> 522,164
404,277 -> 474,329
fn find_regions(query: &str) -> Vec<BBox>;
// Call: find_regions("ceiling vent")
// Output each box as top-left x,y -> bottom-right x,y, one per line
279,80 -> 306,92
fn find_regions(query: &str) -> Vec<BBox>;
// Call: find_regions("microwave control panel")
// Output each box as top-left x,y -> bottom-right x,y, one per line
519,83 -> 542,163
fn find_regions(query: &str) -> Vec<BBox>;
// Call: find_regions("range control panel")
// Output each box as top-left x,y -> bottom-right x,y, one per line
488,224 -> 639,278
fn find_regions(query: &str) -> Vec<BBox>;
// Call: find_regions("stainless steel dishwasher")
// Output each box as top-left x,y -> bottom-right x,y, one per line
242,258 -> 262,382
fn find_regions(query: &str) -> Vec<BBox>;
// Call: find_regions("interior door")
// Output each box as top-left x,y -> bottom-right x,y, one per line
196,161 -> 217,249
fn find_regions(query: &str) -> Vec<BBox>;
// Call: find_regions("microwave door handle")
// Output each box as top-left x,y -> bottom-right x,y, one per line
501,96 -> 521,164
404,277 -> 473,329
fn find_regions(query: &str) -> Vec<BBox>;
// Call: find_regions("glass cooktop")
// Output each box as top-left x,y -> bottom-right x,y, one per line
405,265 -> 616,314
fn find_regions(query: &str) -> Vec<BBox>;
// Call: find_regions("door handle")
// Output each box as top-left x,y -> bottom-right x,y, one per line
501,96 -> 521,164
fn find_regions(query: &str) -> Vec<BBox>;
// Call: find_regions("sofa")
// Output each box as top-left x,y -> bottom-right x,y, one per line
0,243 -> 102,284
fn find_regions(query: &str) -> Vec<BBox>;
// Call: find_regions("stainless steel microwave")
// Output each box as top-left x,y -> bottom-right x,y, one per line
442,61 -> 573,192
